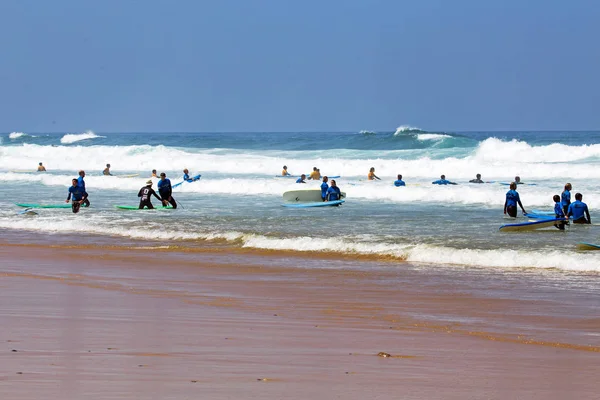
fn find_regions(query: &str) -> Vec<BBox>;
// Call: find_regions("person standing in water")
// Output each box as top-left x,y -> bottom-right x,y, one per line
151,169 -> 158,178
561,183 -> 572,216
103,163 -> 112,176
469,174 -> 484,183
138,180 -> 163,209
394,174 -> 405,187
320,176 -> 329,201
157,172 -> 177,208
77,170 -> 90,207
326,180 -> 342,201
567,193 -> 591,224
504,182 -> 526,217
296,174 -> 306,183
309,167 -> 321,181
37,162 -> 46,172
65,178 -> 88,213
432,175 -> 457,185
368,167 -> 381,180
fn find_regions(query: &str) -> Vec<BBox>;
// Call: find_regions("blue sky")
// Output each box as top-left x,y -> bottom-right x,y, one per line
1,0 -> 599,132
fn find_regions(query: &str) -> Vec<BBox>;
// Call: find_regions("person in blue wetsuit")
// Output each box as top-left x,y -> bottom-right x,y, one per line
567,193 -> 591,224
561,183 -> 572,216
66,178 -> 88,213
553,194 -> 567,230
76,170 -> 90,207
138,180 -> 163,209
296,174 -> 306,184
320,176 -> 329,200
326,180 -> 341,201
182,168 -> 200,182
394,174 -> 406,187
157,172 -> 176,208
503,182 -> 526,218
432,175 -> 457,185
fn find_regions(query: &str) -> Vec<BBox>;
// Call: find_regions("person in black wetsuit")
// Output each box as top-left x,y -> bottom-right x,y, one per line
157,172 -> 176,208
65,178 -> 88,213
138,180 -> 162,209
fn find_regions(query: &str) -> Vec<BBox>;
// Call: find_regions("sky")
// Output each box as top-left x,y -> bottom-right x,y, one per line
0,0 -> 599,132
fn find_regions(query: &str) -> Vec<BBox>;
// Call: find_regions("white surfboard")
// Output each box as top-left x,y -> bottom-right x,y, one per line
282,189 -> 346,203
499,218 -> 565,232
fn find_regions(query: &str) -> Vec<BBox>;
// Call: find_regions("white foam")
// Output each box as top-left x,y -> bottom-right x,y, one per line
60,130 -> 105,144
9,132 -> 27,139
394,125 -> 421,135
416,133 -> 451,141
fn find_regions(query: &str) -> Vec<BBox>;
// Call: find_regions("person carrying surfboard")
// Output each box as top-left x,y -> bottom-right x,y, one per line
561,183 -> 572,216
77,170 -> 91,207
158,172 -> 177,208
553,195 -> 567,230
504,182 -> 526,218
37,162 -> 46,172
65,178 -> 88,213
183,169 -> 200,182
138,180 -> 163,209
326,180 -> 341,201
368,167 -> 381,180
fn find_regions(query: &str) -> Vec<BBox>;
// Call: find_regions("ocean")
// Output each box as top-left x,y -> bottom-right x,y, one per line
1,127 -> 599,273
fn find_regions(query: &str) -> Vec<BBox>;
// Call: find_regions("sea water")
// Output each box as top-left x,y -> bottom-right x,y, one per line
1,128 -> 599,272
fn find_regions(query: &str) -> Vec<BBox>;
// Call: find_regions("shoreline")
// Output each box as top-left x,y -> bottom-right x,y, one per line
1,243 -> 599,399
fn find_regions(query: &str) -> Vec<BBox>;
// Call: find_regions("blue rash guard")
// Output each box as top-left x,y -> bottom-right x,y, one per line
567,200 -> 590,221
67,185 -> 87,202
394,180 -> 405,187
77,176 -> 86,190
296,178 -> 305,183
326,186 -> 341,201
554,202 -> 565,218
432,179 -> 455,185
561,190 -> 571,207
157,178 -> 172,196
183,173 -> 191,182
505,190 -> 520,207
320,182 -> 329,199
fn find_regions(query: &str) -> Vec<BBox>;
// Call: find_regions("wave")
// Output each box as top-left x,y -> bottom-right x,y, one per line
394,125 -> 425,135
60,131 -> 105,144
359,130 -> 376,135
416,133 -> 452,141
0,218 -> 598,272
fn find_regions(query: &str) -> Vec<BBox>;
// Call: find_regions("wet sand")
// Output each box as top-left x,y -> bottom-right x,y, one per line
1,242 -> 599,399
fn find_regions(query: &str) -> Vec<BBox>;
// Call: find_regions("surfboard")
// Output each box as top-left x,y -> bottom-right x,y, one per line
282,200 -> 344,208
499,182 -> 537,186
15,203 -> 71,209
114,205 -> 174,210
576,243 -> 600,250
275,175 -> 298,178
282,189 -> 346,203
523,212 -> 558,220
116,174 -> 140,178
530,209 -> 555,215
172,174 -> 201,189
499,218 -> 566,232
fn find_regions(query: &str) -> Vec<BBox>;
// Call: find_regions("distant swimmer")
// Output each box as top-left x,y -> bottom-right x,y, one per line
504,182 -> 526,218
65,178 -> 88,213
567,193 -> 591,224
158,172 -> 176,208
282,166 -> 291,176
309,167 -> 321,181
326,179 -> 341,201
320,176 -> 329,201
514,176 -> 522,184
561,183 -> 572,216
368,167 -> 381,181
296,174 -> 306,184
432,175 -> 457,185
394,174 -> 405,187
77,170 -> 90,207
469,173 -> 484,183
553,194 -> 566,230
138,180 -> 163,209
37,162 -> 46,172
103,163 -> 112,176
183,168 -> 200,182
151,169 -> 158,178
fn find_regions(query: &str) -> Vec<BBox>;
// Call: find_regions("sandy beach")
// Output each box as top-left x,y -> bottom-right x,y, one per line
1,241 -> 599,400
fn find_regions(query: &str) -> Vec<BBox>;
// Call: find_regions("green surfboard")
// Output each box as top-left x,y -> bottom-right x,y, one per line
15,203 -> 72,209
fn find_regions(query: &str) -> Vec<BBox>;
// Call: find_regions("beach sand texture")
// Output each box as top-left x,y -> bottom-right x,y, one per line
1,243 -> 599,400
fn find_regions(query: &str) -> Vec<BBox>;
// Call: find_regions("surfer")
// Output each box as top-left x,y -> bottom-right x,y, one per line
567,193 -> 591,224
432,175 -> 457,185
65,178 -> 88,213
151,169 -> 158,178
368,167 -> 381,181
320,176 -> 329,201
469,174 -> 484,183
77,170 -> 90,207
309,167 -> 321,181
553,195 -> 567,230
503,182 -> 526,218
561,183 -> 572,216
158,173 -> 176,208
515,176 -> 522,184
326,180 -> 341,201
394,174 -> 406,187
183,169 -> 200,182
37,162 -> 46,172
296,174 -> 306,184
282,166 -> 291,176
103,163 -> 112,176
138,180 -> 163,209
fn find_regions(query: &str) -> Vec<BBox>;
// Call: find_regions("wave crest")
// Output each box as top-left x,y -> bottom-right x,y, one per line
60,131 -> 105,144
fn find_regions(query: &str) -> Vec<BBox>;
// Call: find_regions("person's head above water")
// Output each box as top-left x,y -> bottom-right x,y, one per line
440,175 -> 445,179
510,182 -> 517,190
397,174 -> 402,180
514,176 -> 521,183
476,173 -> 481,178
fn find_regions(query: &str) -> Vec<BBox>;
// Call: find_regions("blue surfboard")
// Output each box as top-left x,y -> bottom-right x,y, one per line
172,174 -> 201,188
499,182 -> 537,186
576,243 -> 600,250
499,218 -> 566,232
282,200 -> 344,208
